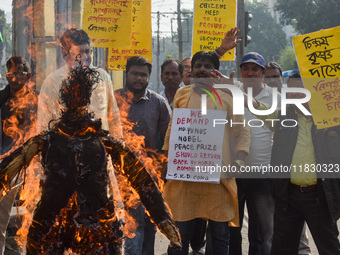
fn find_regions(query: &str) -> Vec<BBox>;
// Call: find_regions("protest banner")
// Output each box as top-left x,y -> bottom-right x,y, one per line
83,0 -> 132,48
167,108 -> 226,183
192,0 -> 237,61
108,0 -> 152,71
293,26 -> 340,129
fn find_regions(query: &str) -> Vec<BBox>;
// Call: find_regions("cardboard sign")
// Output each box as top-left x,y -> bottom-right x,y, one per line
167,108 -> 226,183
293,26 -> 340,129
83,0 -> 133,48
108,0 -> 152,70
192,0 -> 237,61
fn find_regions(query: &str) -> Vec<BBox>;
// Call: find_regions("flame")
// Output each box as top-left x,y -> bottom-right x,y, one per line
23,193 -> 123,254
7,3 -> 52,248
114,90 -> 167,189
1,81 -> 38,157
114,90 -> 168,238
15,160 -> 43,249
9,0 -> 172,247
0,79 -> 41,250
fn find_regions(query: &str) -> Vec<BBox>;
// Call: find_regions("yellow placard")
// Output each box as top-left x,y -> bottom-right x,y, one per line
82,0 -> 133,48
108,0 -> 152,71
192,0 -> 237,61
293,26 -> 340,129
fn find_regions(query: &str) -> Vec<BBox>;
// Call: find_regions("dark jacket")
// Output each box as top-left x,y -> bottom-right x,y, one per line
0,85 -> 11,151
271,106 -> 340,222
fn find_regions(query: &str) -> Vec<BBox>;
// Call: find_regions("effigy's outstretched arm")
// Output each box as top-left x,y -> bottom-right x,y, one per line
102,137 -> 181,249
0,135 -> 44,196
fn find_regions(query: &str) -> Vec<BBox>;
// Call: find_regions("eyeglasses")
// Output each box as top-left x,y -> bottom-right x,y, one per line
129,71 -> 149,79
183,65 -> 191,71
6,72 -> 28,79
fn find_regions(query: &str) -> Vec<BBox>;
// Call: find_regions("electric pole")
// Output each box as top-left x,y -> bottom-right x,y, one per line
177,0 -> 183,61
236,0 -> 245,78
156,11 -> 160,92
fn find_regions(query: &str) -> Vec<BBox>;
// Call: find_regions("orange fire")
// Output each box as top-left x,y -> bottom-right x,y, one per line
113,90 -> 169,238
7,0 -> 171,247
0,80 -> 41,249
1,81 -> 38,155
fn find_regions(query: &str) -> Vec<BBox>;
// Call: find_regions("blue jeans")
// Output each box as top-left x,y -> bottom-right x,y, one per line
229,179 -> 274,255
168,219 -> 229,255
124,204 -> 156,255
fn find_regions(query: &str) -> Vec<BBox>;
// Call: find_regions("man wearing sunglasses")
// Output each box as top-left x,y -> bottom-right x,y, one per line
0,56 -> 37,254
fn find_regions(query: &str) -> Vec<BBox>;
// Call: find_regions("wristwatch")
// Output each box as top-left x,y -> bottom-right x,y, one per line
234,159 -> 245,167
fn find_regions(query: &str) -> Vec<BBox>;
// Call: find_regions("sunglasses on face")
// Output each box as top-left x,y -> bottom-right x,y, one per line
6,72 -> 28,79
183,65 -> 191,71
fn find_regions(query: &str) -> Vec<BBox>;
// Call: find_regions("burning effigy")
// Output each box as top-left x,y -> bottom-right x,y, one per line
0,63 -> 181,254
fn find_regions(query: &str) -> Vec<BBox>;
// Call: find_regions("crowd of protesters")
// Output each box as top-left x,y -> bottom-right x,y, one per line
0,26 -> 339,255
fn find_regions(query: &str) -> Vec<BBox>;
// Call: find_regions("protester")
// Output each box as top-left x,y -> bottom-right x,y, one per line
0,56 -> 37,254
160,59 -> 183,108
264,61 -> 311,255
160,58 -> 206,254
160,58 -> 208,254
247,72 -> 340,255
165,27 -> 242,255
181,26 -> 241,88
229,52 -> 279,255
163,50 -> 250,255
115,56 -> 171,255
37,28 -> 122,138
181,57 -> 191,86
264,61 -> 283,92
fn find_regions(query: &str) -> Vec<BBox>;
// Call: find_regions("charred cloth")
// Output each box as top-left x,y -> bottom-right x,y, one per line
0,63 -> 181,254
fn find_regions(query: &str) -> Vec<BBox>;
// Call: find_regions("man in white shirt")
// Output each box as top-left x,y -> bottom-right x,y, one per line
230,52 -> 280,255
159,59 -> 183,108
37,28 -> 122,138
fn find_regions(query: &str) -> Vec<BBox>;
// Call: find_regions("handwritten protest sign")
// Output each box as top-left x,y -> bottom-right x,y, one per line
108,0 -> 152,71
293,26 -> 340,129
167,108 -> 226,183
83,0 -> 132,48
192,0 -> 237,61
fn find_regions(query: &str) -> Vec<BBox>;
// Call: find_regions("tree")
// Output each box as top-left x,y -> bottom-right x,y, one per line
279,46 -> 298,71
0,9 -> 11,52
0,9 -> 12,78
275,0 -> 340,34
245,1 -> 287,63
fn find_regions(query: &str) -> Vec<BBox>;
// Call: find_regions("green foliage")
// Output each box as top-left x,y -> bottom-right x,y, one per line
165,52 -> 175,60
0,9 -> 12,55
279,46 -> 298,71
0,9 -> 6,27
275,0 -> 340,34
245,1 -> 287,63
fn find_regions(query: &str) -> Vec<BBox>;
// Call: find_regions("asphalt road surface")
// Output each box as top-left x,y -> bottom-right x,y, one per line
154,214 -> 326,255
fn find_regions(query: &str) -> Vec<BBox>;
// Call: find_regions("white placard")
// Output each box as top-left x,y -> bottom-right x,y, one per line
167,108 -> 227,183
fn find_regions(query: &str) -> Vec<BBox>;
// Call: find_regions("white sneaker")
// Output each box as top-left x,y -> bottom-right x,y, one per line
193,247 -> 205,255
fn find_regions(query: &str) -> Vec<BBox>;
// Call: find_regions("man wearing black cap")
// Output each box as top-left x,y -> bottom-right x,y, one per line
229,52 -> 280,255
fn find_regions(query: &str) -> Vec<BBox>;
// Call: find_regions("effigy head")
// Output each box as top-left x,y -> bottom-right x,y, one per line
59,61 -> 100,114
